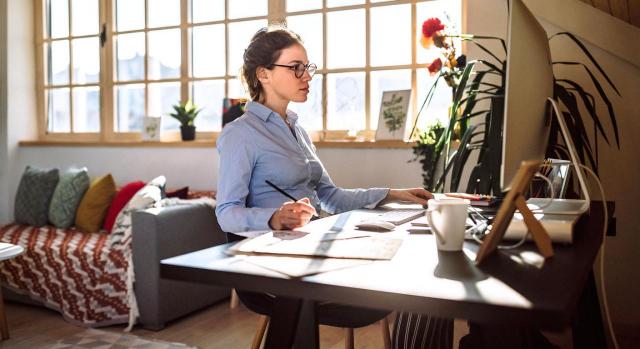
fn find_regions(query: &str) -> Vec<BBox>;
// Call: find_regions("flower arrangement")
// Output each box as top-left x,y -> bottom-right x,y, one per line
421,17 -> 467,94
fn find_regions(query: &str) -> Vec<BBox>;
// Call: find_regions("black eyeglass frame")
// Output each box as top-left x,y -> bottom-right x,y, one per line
269,62 -> 317,78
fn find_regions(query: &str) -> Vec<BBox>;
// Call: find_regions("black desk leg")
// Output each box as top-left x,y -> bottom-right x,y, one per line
264,297 -> 302,349
294,299 -> 319,349
572,270 -> 606,349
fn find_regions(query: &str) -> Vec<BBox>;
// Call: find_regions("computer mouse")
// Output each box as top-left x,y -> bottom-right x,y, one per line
355,219 -> 396,232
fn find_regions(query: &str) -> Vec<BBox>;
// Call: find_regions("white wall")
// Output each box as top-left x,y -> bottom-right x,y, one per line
0,0 -> 8,224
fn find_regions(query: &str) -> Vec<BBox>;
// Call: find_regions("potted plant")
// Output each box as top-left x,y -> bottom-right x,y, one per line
170,100 -> 202,141
411,16 -> 619,195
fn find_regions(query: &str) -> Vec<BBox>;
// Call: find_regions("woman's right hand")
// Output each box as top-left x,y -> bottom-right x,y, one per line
269,198 -> 317,230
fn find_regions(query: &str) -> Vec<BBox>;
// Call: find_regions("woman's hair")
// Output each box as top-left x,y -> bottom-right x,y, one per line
241,26 -> 303,102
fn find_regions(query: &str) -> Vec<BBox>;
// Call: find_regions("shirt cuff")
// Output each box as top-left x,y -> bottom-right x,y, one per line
252,207 -> 280,231
363,188 -> 390,209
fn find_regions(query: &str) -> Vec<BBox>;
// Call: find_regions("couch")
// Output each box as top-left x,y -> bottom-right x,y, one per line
0,199 -> 230,330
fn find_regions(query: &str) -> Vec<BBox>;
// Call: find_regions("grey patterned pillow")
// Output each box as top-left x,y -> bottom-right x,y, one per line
14,166 -> 60,227
48,167 -> 90,228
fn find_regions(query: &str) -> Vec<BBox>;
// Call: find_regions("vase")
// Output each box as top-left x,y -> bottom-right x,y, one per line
180,125 -> 196,141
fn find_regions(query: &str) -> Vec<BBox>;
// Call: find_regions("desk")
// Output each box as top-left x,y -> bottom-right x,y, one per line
161,204 -> 605,348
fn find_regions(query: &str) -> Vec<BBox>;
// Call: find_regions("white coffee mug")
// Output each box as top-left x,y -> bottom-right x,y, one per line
425,198 -> 470,251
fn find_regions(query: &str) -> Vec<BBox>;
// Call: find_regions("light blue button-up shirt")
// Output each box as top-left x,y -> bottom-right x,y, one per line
215,101 -> 389,232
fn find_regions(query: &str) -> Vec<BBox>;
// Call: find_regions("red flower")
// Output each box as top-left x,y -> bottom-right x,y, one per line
422,18 -> 445,39
428,58 -> 443,75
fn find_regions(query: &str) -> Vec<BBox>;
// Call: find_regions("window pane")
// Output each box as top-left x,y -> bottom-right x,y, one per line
327,72 -> 365,130
289,75 -> 322,131
417,1 -> 462,64
228,78 -> 247,99
286,0 -> 322,12
228,20 -> 268,76
192,80 -> 225,131
191,0 -> 224,23
116,0 -> 145,32
148,0 -> 181,28
47,88 -> 70,132
116,84 -> 145,132
72,87 -> 100,132
228,0 -> 267,19
116,33 -> 145,81
148,29 -> 181,80
327,0 -> 364,7
72,37 -> 99,84
48,40 -> 70,85
149,82 -> 181,130
47,0 -> 68,38
370,69 -> 411,129
327,10 -> 364,69
286,14 -> 323,69
371,4 -> 411,66
416,68 -> 452,128
192,24 -> 225,77
71,0 -> 98,36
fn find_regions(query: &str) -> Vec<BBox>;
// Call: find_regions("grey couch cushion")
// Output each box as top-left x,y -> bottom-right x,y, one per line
14,166 -> 60,227
48,167 -> 90,228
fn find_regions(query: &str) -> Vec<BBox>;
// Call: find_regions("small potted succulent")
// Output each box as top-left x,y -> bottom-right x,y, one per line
170,100 -> 202,141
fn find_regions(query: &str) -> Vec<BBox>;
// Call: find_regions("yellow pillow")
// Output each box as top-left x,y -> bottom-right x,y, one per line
75,174 -> 117,233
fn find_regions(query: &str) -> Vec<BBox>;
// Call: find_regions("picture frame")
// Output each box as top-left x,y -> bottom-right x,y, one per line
475,160 -> 553,264
375,89 -> 411,141
142,116 -> 162,141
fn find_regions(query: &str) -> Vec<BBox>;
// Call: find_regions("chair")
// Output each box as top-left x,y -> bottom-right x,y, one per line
249,313 -> 391,349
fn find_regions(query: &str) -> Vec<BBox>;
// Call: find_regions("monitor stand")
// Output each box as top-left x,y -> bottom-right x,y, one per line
526,98 -> 591,215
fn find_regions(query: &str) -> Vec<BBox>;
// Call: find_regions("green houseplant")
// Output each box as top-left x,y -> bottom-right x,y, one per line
411,16 -> 620,195
170,100 -> 202,141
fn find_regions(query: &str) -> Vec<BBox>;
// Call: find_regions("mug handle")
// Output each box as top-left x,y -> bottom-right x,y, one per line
425,207 -> 447,245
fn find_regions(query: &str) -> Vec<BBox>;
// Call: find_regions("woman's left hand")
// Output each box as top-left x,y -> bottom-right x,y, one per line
382,188 -> 433,206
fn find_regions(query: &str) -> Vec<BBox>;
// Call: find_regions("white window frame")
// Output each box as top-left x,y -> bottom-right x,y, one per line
34,0 -> 465,143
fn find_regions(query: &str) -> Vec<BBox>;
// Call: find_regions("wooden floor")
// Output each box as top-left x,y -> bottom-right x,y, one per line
1,298 -> 634,349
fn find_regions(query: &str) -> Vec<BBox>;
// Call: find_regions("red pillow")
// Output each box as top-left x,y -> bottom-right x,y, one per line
166,186 -> 189,199
103,181 -> 146,233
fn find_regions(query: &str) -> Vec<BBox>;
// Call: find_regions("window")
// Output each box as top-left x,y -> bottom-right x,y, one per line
35,0 -> 461,142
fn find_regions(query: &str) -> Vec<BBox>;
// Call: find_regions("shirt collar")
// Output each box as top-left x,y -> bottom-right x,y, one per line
246,101 -> 298,126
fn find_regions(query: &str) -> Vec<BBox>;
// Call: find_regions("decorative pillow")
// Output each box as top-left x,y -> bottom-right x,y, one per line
14,166 -> 60,227
103,181 -> 145,233
166,186 -> 189,199
75,174 -> 117,233
105,175 -> 166,330
48,167 -> 90,228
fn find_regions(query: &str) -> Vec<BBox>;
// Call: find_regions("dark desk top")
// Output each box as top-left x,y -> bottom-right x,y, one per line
161,204 -> 603,329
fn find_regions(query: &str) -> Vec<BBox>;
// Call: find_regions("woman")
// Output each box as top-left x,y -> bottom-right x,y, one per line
216,26 -> 452,348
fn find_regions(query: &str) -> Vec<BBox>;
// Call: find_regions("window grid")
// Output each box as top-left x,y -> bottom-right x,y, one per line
35,0 -> 462,142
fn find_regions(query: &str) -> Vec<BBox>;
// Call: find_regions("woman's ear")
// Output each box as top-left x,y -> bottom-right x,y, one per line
256,66 -> 270,85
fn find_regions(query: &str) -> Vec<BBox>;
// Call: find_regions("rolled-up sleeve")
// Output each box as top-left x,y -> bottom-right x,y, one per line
215,123 -> 277,232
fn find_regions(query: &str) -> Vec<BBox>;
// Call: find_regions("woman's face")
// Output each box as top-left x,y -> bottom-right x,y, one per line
261,44 -> 313,104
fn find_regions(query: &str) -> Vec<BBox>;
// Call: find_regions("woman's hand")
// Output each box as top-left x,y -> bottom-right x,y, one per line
382,188 -> 433,206
269,198 -> 317,230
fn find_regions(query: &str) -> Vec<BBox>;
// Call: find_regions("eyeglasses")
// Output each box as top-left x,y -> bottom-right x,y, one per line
270,62 -> 317,78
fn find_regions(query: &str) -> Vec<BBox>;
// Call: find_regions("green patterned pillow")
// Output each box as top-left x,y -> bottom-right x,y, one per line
14,166 -> 60,227
48,167 -> 90,228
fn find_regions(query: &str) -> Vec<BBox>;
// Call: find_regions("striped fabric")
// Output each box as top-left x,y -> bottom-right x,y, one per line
393,312 -> 454,349
0,223 -> 129,327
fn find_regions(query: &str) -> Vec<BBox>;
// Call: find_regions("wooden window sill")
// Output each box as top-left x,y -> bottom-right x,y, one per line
19,139 -> 415,149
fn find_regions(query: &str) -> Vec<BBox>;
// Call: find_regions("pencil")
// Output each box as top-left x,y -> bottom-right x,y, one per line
265,180 -> 319,217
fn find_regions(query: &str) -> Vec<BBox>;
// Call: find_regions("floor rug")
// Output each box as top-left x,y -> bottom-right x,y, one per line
49,328 -> 198,349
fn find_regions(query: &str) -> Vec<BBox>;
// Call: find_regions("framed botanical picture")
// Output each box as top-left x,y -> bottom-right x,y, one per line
142,116 -> 162,141
375,89 -> 412,141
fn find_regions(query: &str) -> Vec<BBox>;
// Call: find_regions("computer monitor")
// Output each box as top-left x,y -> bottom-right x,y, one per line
501,0 -> 590,214
500,0 -> 554,191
